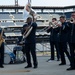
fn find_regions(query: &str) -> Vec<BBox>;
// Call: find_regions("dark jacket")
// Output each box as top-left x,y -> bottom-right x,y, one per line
25,22 -> 37,43
47,27 -> 59,42
67,22 -> 75,43
56,22 -> 69,42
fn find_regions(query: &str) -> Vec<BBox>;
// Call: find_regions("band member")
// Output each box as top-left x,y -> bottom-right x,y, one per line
22,17 -> 38,69
0,28 -> 5,68
67,12 -> 75,70
56,16 -> 71,65
46,18 -> 60,62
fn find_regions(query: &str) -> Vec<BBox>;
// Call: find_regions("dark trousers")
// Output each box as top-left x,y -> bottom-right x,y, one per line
0,43 -> 4,66
59,42 -> 70,64
22,45 -> 26,54
68,43 -> 75,68
25,43 -> 38,66
50,41 -> 60,60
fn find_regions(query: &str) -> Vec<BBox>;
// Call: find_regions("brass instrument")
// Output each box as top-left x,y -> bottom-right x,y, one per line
0,29 -> 5,47
38,20 -> 62,32
70,18 -> 75,23
19,24 -> 32,44
40,26 -> 49,31
49,21 -> 59,28
23,0 -> 36,21
23,25 -> 31,38
38,21 -> 59,32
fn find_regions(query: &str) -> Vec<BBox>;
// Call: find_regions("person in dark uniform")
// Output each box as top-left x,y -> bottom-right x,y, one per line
46,18 -> 60,62
67,12 -> 75,70
23,17 -> 38,69
56,16 -> 71,65
0,28 -> 5,68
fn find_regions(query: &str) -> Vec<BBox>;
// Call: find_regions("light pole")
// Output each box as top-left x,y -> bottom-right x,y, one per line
15,0 -> 18,6
15,0 -> 18,13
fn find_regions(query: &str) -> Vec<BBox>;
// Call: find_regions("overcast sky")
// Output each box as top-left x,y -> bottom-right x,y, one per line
0,0 -> 75,6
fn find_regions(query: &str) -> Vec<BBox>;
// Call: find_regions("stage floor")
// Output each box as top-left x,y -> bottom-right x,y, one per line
0,56 -> 75,75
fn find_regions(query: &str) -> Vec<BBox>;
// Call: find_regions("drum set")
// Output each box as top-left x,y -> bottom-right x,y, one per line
4,45 -> 26,64
4,52 -> 15,64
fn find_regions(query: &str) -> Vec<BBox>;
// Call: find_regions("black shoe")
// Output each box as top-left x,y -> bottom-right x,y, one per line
46,58 -> 54,62
57,59 -> 60,61
46,59 -> 50,62
0,65 -> 4,68
24,65 -> 32,68
67,67 -> 75,71
33,66 -> 38,69
59,63 -> 66,65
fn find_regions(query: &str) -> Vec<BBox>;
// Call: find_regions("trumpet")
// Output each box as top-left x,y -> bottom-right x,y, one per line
70,18 -> 75,23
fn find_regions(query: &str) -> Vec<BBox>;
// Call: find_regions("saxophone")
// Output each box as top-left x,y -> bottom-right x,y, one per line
0,29 -> 5,47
